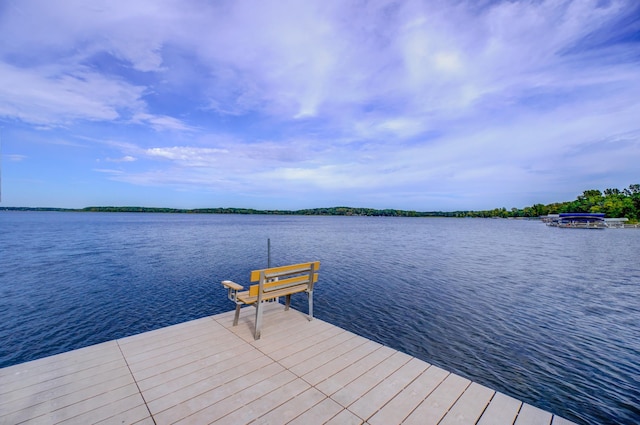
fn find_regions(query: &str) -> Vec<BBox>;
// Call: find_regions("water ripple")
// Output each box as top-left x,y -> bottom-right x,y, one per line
1,212 -> 639,424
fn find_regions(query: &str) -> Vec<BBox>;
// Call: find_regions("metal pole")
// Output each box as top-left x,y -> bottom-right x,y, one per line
267,238 -> 271,268
0,128 -> 3,203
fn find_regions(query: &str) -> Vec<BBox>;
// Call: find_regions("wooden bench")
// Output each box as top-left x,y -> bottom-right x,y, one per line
222,261 -> 320,340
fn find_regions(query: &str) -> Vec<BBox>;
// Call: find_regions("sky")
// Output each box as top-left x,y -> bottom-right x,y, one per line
1,0 -> 639,211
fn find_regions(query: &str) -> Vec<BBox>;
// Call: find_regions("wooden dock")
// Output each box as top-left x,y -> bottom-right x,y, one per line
1,303 -> 577,425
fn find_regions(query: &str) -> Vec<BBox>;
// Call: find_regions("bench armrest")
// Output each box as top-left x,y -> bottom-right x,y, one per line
222,280 -> 244,291
222,280 -> 244,303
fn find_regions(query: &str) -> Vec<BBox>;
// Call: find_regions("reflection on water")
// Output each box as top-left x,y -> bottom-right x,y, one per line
1,212 -> 639,424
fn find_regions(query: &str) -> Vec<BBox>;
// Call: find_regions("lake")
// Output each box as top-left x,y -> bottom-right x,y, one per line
0,211 -> 638,424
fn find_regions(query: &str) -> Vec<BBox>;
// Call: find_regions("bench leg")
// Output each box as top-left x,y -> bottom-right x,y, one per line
308,291 -> 314,321
285,294 -> 291,311
233,304 -> 241,326
254,302 -> 264,340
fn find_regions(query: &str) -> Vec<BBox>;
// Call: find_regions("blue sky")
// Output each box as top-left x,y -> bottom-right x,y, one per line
1,0 -> 639,211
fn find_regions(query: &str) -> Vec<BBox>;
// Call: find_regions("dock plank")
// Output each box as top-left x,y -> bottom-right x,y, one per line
300,339 -> 381,386
477,391 -> 522,425
147,356 -> 281,421
288,332 -> 365,377
278,329 -> 354,370
515,403 -> 553,425
0,303 -> 578,425
171,369 -> 297,425
0,341 -> 123,392
286,397 -> 344,425
367,365 -> 449,425
315,346 -> 395,396
347,356 -> 429,420
402,373 -> 471,425
440,382 -> 495,425
253,387 -> 326,424
211,376 -> 310,425
331,350 -> 412,408
0,357 -> 131,411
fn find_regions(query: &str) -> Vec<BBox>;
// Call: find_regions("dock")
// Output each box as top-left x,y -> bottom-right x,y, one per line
1,303 -> 577,425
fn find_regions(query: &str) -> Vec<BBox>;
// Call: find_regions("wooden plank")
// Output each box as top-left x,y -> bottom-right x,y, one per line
124,334 -> 241,379
289,333 -> 368,377
133,336 -> 250,392
324,408 -> 364,425
515,403 -> 552,425
331,350 -> 412,408
248,312 -> 329,350
259,274 -> 314,292
301,339 -> 382,386
252,387 -> 326,425
256,387 -> 327,425
129,321 -> 235,356
347,356 -> 429,420
1,371 -> 136,423
140,346 -> 265,403
145,351 -> 274,416
285,397 -> 344,425
315,346 -> 396,396
552,416 -> 578,425
366,365 -> 449,425
150,361 -> 284,423
0,358 -> 130,410
93,404 -> 152,425
222,302 -> 321,342
15,384 -> 142,425
56,394 -> 149,425
402,373 -> 471,425
282,330 -> 358,372
170,369 -> 297,425
134,332 -> 248,389
0,341 -> 124,391
119,321 -> 232,369
267,324 -> 344,362
117,317 -> 216,353
243,283 -> 308,301
250,261 -> 320,282
0,340 -> 120,381
477,391 -> 522,425
210,377 -> 310,425
439,382 -> 495,425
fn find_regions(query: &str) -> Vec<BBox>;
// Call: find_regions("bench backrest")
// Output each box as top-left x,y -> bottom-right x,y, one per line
248,261 -> 320,297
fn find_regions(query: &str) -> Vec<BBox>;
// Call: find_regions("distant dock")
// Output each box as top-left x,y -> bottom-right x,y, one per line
0,303 -> 577,424
541,213 -> 640,229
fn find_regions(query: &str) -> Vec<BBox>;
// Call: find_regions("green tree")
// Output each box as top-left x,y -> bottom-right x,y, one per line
624,184 -> 640,216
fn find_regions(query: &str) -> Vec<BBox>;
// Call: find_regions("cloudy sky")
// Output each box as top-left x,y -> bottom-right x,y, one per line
1,0 -> 639,211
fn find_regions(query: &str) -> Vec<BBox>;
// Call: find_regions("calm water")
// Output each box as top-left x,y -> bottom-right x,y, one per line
1,211 -> 639,424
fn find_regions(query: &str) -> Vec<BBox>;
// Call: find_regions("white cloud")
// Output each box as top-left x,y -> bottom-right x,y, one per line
1,0 -> 639,209
131,114 -> 195,132
144,146 -> 229,166
106,156 -> 136,163
93,168 -> 125,175
0,63 -> 144,125
6,154 -> 27,162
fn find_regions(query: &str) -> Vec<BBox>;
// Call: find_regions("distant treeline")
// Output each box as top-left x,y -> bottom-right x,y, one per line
508,184 -> 640,220
3,184 -> 639,221
3,205 -> 463,217
451,184 -> 639,220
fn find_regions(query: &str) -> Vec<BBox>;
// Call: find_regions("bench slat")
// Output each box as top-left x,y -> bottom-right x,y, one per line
250,261 -> 320,282
248,274 -> 319,297
237,284 -> 309,305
